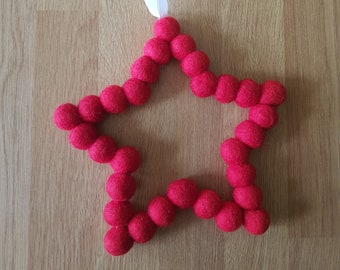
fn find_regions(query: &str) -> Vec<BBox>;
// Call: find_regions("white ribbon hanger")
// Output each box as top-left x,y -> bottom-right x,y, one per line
144,0 -> 168,18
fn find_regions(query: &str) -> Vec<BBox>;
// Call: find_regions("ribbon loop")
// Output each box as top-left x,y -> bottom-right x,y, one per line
144,0 -> 168,18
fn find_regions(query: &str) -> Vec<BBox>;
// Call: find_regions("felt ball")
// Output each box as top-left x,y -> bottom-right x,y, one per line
131,56 -> 159,83
122,78 -> 151,106
220,138 -> 250,165
235,79 -> 262,108
88,135 -> 117,163
215,201 -> 243,232
78,95 -> 106,123
181,50 -> 210,77
243,209 -> 270,235
148,196 -> 176,227
214,75 -> 240,103
249,104 -> 278,129
103,201 -> 134,226
128,212 -> 157,243
144,37 -> 171,64
193,189 -> 222,219
99,85 -> 128,114
170,34 -> 196,60
106,173 -> 136,201
226,164 -> 256,188
166,179 -> 199,209
154,16 -> 180,42
260,80 -> 286,106
235,120 -> 266,149
69,123 -> 99,150
233,185 -> 263,210
53,103 -> 82,130
110,146 -> 141,173
104,226 -> 134,256
190,71 -> 217,98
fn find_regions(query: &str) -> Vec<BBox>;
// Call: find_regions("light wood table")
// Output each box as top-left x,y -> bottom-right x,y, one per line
1,1 -> 339,269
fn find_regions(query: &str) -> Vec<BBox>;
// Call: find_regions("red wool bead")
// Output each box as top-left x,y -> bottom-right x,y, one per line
53,103 -> 82,130
131,56 -> 159,83
88,135 -> 117,163
103,201 -> 134,226
233,185 -> 263,210
106,173 -> 136,201
181,50 -> 210,77
122,78 -> 151,106
260,80 -> 286,106
144,37 -> 171,64
154,16 -> 180,42
99,85 -> 128,114
190,71 -> 217,98
215,75 -> 240,103
226,164 -> 256,188
243,209 -> 270,235
110,146 -> 141,173
193,189 -> 222,219
148,196 -> 176,227
249,104 -> 278,129
78,95 -> 106,123
235,120 -> 266,149
235,79 -> 262,108
104,226 -> 134,256
128,212 -> 157,243
170,34 -> 196,60
215,201 -> 243,232
69,123 -> 98,150
220,138 -> 250,165
166,179 -> 199,209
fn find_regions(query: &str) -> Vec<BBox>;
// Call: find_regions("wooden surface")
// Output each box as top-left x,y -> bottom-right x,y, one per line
1,0 -> 339,269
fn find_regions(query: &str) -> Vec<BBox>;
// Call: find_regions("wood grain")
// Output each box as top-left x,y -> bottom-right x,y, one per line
1,0 -> 339,269
0,1 -> 35,269
284,0 -> 340,238
36,0 -> 98,11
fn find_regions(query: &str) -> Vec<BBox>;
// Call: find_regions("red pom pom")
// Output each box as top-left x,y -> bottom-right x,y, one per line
233,185 -> 263,210
53,103 -> 82,130
235,79 -> 261,108
88,135 -> 117,163
148,196 -> 176,227
249,104 -> 278,129
181,51 -> 210,77
122,78 -> 151,106
214,75 -> 240,103
131,56 -> 159,83
103,201 -> 134,226
154,16 -> 180,42
243,209 -> 270,235
104,226 -> 134,256
193,189 -> 222,219
170,34 -> 196,60
100,85 -> 128,114
166,179 -> 199,209
110,146 -> 141,173
144,38 -> 171,64
215,201 -> 243,232
78,95 -> 106,123
106,173 -> 136,201
226,164 -> 256,188
190,71 -> 217,98
69,123 -> 98,150
128,212 -> 157,243
260,80 -> 286,106
220,138 -> 250,165
235,120 -> 266,149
